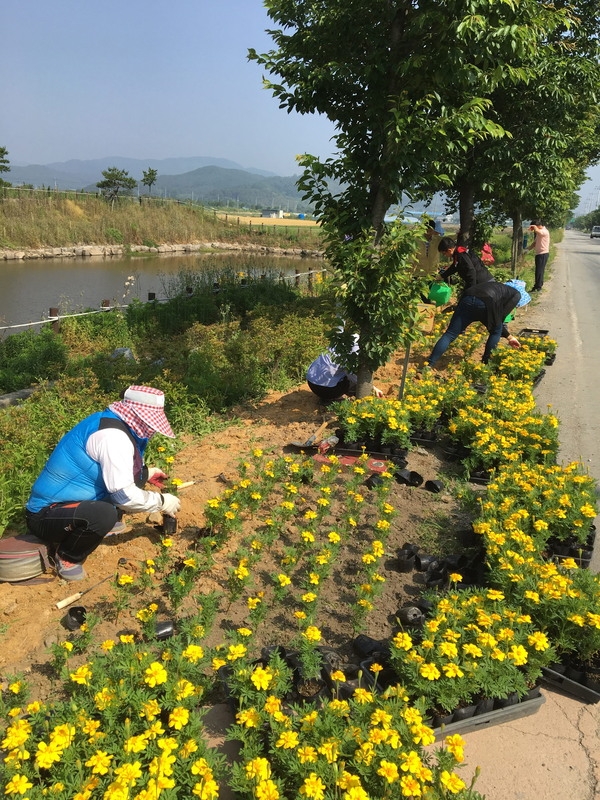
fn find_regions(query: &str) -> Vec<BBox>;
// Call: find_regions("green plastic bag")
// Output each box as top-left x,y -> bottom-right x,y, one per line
428,281 -> 452,307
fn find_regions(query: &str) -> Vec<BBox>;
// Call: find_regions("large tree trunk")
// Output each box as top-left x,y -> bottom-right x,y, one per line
458,182 -> 476,245
356,360 -> 375,399
511,209 -> 523,277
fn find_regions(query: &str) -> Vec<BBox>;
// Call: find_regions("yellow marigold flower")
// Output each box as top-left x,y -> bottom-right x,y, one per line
377,759 -> 399,783
247,596 -> 262,609
300,773 -> 326,799
144,661 -> 168,687
276,730 -> 300,749
440,770 -> 467,794
180,739 -> 198,758
297,745 -> 318,764
330,669 -> 347,682
419,663 -> 441,680
353,688 -> 374,704
114,760 -> 143,785
277,573 -> 291,587
118,574 -> 134,586
70,664 -> 93,685
508,644 -> 528,665
4,774 -> 33,795
328,532 -> 341,543
392,631 -> 413,651
35,741 -> 63,769
250,666 -> 274,691
318,738 -> 339,763
486,589 -> 505,601
236,708 -> 261,728
101,639 -> 115,651
245,757 -> 271,780
399,774 -> 422,797
255,779 -> 280,800
329,699 -> 350,716
169,706 -> 190,730
227,644 -> 247,662
182,644 -> 204,663
120,634 -> 135,644
442,663 -> 464,678
294,610 -> 307,619
61,641 -> 73,652
302,626 -> 322,642
175,679 -> 195,700
527,631 -> 550,651
587,612 -> 600,629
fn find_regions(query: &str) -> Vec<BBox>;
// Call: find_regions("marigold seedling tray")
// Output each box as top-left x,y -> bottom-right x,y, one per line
541,667 -> 600,704
518,327 -> 550,337
433,693 -> 545,740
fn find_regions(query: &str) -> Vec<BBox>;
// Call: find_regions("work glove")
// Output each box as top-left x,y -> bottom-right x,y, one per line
161,493 -> 181,516
148,467 -> 169,489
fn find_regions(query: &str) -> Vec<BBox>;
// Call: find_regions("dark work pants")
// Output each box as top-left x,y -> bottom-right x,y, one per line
534,253 -> 549,290
26,500 -> 118,563
307,376 -> 355,400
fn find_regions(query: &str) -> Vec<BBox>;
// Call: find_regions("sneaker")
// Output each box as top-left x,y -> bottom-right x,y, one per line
104,520 -> 130,537
55,555 -> 87,582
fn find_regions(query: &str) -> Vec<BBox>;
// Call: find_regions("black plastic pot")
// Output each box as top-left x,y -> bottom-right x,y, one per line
414,553 -> 440,572
452,704 -> 477,722
424,479 -> 445,493
396,469 -> 424,487
474,697 -> 494,716
494,691 -> 519,709
162,514 -> 178,535
364,473 -> 385,490
155,620 -> 175,640
352,634 -> 390,658
396,605 -> 425,627
396,549 -> 416,573
65,606 -> 87,631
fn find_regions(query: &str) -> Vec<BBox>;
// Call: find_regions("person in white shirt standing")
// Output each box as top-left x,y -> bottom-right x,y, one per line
529,220 -> 550,291
25,385 -> 180,581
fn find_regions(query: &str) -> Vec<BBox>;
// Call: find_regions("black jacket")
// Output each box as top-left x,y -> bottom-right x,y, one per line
440,248 -> 494,289
464,283 -> 521,333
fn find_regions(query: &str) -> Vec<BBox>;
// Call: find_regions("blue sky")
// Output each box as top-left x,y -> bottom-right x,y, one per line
1,1 -> 336,176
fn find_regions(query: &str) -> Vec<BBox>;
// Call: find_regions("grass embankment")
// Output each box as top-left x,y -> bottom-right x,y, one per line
0,190 -> 323,251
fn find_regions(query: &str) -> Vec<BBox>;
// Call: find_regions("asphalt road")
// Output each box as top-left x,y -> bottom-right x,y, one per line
522,230 -> 600,571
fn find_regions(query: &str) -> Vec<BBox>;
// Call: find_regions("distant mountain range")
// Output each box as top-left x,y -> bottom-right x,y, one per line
5,156 -> 313,211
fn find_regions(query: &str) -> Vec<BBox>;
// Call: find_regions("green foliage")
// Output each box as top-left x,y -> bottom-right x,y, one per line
105,227 -> 124,244
0,146 -> 9,175
0,328 -> 68,393
184,310 -> 327,411
141,167 -> 158,194
96,166 -> 138,207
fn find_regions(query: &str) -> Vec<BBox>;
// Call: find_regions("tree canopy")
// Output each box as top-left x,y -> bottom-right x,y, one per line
142,168 -> 158,195
96,167 -> 137,208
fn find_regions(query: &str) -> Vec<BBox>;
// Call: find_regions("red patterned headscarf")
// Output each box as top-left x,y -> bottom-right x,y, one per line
109,385 -> 175,439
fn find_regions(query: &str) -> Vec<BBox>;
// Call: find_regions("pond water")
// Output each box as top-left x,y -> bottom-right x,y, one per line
0,251 -> 323,331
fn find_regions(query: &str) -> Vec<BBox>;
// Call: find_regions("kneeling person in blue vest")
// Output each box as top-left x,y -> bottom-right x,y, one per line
25,385 -> 180,582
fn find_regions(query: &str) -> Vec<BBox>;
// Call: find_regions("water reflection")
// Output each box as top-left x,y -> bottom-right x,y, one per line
0,251 -> 322,329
